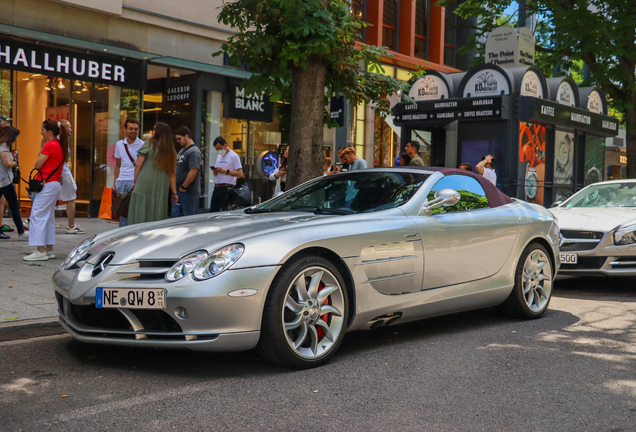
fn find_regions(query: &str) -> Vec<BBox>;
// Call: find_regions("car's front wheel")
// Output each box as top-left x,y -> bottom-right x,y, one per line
256,255 -> 348,369
500,242 -> 553,319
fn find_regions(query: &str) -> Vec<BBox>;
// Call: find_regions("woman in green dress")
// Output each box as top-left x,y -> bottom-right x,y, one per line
128,122 -> 178,225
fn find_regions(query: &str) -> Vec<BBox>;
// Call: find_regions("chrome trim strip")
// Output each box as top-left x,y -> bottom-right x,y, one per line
562,238 -> 600,243
610,261 -> 636,266
117,267 -> 171,275
362,272 -> 419,284
355,255 -> 420,266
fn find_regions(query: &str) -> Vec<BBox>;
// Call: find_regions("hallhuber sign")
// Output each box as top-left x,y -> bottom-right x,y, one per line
0,37 -> 146,89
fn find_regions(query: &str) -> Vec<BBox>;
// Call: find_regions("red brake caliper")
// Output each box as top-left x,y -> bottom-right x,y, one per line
317,282 -> 329,340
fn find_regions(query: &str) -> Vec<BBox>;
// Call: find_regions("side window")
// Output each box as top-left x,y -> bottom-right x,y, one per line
428,175 -> 490,214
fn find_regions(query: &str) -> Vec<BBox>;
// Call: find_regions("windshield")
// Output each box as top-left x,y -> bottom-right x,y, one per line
255,171 -> 430,214
565,182 -> 636,208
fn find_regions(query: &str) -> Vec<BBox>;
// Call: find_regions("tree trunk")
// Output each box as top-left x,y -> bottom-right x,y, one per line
287,55 -> 327,189
626,103 -> 636,179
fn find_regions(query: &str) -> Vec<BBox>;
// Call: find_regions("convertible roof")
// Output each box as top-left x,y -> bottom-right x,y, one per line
414,166 -> 515,208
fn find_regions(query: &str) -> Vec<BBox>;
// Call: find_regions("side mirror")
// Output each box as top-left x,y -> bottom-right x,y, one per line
419,188 -> 461,216
551,201 -> 562,208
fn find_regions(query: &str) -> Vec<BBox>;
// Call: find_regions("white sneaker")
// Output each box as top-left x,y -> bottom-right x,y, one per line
18,232 -> 28,241
66,225 -> 86,234
23,251 -> 49,261
47,251 -> 56,259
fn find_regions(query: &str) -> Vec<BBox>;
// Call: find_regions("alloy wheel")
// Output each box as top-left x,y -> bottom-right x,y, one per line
522,249 -> 552,312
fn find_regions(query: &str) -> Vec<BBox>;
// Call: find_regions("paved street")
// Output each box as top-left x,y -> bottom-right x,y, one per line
1,276 -> 635,431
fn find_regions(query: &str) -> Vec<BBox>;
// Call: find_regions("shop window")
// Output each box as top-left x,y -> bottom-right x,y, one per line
351,0 -> 367,43
374,114 -> 398,167
383,0 -> 399,51
443,1 -> 456,67
414,0 -> 428,60
0,69 -> 11,120
429,175 -> 489,214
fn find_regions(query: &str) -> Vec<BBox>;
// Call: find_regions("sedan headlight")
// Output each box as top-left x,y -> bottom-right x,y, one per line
193,244 -> 244,280
62,237 -> 95,269
614,220 -> 636,245
165,251 -> 209,282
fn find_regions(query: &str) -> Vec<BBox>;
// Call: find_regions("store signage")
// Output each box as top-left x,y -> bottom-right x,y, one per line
330,96 -> 345,127
408,76 -> 450,101
520,70 -> 544,98
485,26 -> 535,68
165,82 -> 192,104
587,90 -> 604,114
557,81 -> 576,107
226,81 -> 273,122
620,156 -> 627,164
394,97 -> 503,122
0,37 -> 146,89
462,69 -> 510,97
521,97 -> 619,135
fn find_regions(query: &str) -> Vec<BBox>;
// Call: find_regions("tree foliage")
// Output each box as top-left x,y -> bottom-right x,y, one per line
444,0 -> 636,176
215,0 -> 409,120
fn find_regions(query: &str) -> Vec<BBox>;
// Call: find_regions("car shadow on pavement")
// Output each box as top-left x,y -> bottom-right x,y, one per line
554,275 -> 636,302
62,307 -> 580,376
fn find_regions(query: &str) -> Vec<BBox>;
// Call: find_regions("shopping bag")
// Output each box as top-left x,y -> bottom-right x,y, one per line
98,187 -> 113,220
228,183 -> 252,207
111,192 -> 131,218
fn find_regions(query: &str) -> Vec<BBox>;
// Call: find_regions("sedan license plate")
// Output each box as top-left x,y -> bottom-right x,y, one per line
96,287 -> 166,309
560,253 -> 578,264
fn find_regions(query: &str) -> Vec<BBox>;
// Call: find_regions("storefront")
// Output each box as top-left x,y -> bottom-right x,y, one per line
0,35 -> 146,217
392,64 -> 619,207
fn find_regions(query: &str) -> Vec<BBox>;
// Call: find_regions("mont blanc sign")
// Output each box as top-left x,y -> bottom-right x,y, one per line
226,80 -> 273,122
485,26 -> 535,68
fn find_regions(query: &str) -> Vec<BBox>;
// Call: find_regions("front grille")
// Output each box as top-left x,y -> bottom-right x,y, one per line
561,242 -> 598,252
561,257 -> 607,270
70,303 -> 182,332
561,230 -> 604,240
117,259 -> 177,280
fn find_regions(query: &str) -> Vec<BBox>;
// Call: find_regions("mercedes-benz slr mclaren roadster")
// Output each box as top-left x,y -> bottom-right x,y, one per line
54,167 -> 560,368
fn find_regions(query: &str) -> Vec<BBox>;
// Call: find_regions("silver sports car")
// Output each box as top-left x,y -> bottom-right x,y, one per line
550,179 -> 636,276
54,167 -> 560,368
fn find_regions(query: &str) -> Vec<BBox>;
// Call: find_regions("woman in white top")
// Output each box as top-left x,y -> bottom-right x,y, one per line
269,146 -> 288,194
0,124 -> 27,240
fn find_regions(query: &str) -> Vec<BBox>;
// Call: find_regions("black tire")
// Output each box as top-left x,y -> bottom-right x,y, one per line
498,242 -> 554,319
256,255 -> 349,369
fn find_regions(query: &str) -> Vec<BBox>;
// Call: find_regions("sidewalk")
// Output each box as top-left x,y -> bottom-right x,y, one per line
0,218 -> 118,340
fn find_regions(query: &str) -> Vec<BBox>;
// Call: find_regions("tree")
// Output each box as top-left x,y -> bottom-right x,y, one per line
215,0 -> 410,188
447,0 -> 636,177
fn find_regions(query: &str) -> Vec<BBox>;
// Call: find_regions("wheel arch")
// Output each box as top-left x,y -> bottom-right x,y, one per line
283,246 -> 356,328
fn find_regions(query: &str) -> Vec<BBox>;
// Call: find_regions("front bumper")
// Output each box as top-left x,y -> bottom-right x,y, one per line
54,261 -> 280,351
558,230 -> 636,276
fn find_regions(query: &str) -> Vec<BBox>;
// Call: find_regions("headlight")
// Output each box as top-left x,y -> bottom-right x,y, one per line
614,220 -> 636,245
193,244 -> 244,280
63,237 -> 95,269
165,251 -> 209,282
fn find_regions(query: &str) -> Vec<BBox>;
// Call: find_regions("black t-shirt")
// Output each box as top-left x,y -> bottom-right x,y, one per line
176,144 -> 202,195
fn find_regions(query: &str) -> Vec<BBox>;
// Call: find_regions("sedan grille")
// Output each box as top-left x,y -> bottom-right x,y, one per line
560,230 -> 603,252
560,242 -> 598,252
561,230 -> 604,240
560,257 -> 607,270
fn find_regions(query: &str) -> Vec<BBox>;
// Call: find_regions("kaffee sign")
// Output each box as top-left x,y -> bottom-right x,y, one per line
0,37 -> 146,89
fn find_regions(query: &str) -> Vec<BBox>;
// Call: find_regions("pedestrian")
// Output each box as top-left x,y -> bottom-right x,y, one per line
209,136 -> 244,212
127,122 -> 178,225
341,147 -> 368,171
398,152 -> 411,167
0,115 -> 13,238
405,141 -> 424,166
323,157 -> 332,176
458,162 -> 473,171
173,126 -> 202,217
269,145 -> 287,194
0,122 -> 27,241
475,154 -> 497,185
57,120 -> 85,234
23,120 -> 67,261
113,118 -> 144,226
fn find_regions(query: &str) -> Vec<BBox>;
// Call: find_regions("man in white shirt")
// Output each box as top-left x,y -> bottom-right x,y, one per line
114,118 -> 144,226
475,154 -> 497,186
210,136 -> 243,212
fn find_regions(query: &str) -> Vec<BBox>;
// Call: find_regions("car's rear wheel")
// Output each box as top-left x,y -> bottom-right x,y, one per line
500,242 -> 553,319
256,255 -> 348,369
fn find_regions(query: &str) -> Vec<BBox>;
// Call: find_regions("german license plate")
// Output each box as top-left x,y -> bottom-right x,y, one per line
96,288 -> 166,309
560,253 -> 578,264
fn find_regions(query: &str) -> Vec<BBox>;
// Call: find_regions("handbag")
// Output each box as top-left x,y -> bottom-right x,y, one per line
228,183 -> 252,207
27,160 -> 64,193
12,150 -> 20,185
111,191 -> 131,218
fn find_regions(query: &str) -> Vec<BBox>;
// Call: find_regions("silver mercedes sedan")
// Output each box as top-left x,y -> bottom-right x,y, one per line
54,167 -> 559,368
550,179 -> 636,276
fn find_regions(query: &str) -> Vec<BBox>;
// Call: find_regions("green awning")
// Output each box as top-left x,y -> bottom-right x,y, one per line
0,23 -> 161,61
149,56 -> 251,79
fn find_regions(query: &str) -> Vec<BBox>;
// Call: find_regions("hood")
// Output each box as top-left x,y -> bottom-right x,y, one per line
88,211 -> 336,264
549,207 -> 636,232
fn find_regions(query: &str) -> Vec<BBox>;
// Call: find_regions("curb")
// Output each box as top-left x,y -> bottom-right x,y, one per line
0,317 -> 65,342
